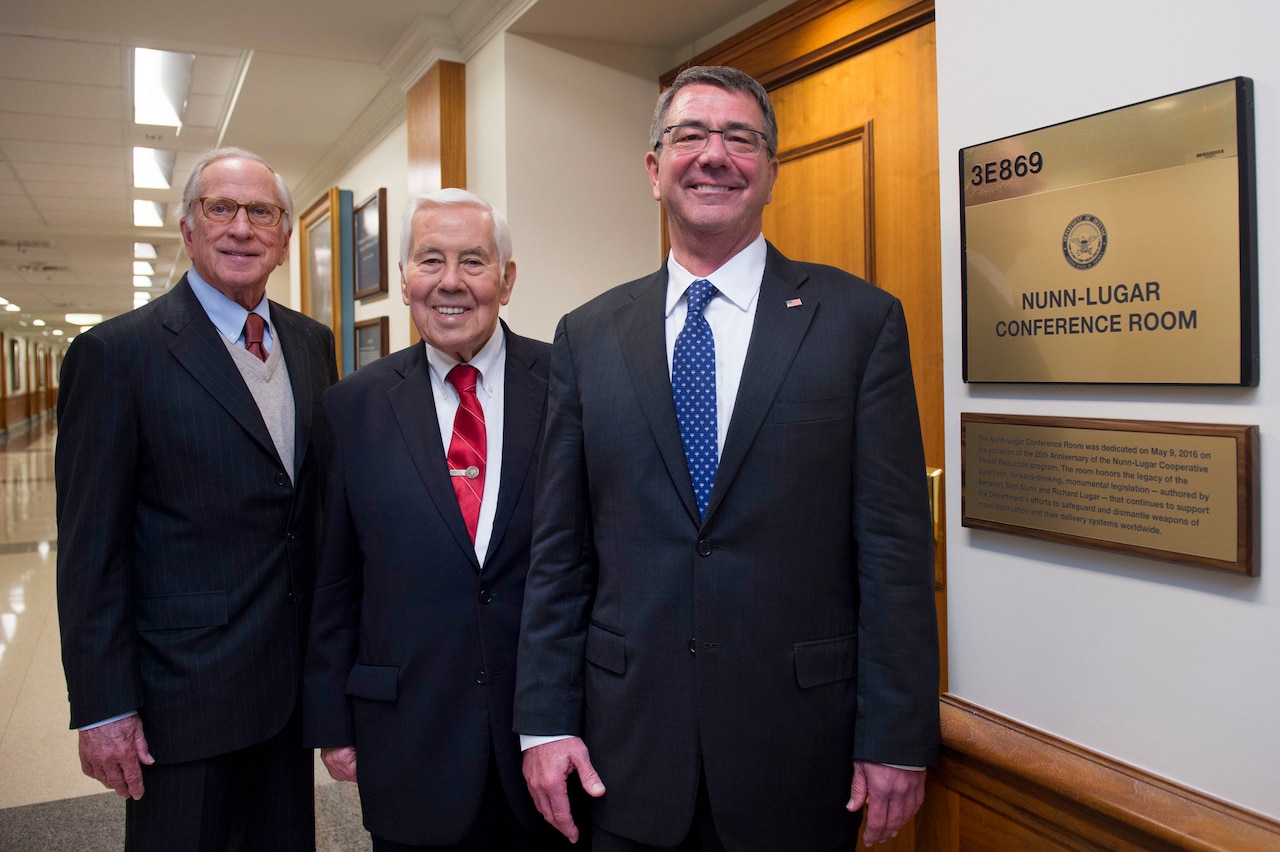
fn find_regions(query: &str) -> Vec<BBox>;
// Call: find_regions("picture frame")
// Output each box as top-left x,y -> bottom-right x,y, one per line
300,187 -> 344,368
354,316 -> 390,370
353,188 -> 388,299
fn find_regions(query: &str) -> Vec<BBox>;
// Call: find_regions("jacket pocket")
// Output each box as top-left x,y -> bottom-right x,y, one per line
135,591 -> 228,631
585,623 -> 626,675
769,395 -> 850,424
345,663 -> 399,702
794,633 -> 857,688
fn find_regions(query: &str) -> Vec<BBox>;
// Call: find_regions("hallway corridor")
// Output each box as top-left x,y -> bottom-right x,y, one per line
0,418 -> 369,850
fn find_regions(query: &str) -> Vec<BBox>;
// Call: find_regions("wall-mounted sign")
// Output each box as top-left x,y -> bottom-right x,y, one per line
961,78 -> 1256,384
962,414 -> 1258,576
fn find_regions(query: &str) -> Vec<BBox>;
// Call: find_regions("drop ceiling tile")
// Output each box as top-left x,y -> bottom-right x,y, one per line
0,140 -> 123,168
0,34 -> 123,86
11,162 -> 122,185
0,79 -> 122,121
0,112 -> 124,145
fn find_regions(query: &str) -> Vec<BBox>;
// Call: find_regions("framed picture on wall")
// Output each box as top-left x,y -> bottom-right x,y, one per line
353,188 -> 388,299
300,187 -> 344,368
353,316 -> 389,370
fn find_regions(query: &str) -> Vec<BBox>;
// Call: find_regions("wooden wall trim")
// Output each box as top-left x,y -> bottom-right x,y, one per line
938,694 -> 1280,850
662,0 -> 934,89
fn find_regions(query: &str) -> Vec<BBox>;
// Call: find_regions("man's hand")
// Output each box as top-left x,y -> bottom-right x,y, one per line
78,716 -> 154,800
321,746 -> 358,782
522,737 -> 606,844
847,761 -> 926,846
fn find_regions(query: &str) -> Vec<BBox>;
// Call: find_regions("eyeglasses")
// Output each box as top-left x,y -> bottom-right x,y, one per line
661,124 -> 768,156
198,197 -> 286,227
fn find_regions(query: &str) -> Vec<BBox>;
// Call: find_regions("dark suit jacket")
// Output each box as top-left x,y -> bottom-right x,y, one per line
515,244 -> 940,851
302,325 -> 550,845
55,274 -> 338,763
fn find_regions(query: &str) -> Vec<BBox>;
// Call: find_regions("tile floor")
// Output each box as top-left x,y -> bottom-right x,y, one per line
0,418 -> 341,810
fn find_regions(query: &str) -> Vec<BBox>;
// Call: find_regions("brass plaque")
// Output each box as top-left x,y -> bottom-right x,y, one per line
961,78 -> 1256,384
962,414 -> 1257,575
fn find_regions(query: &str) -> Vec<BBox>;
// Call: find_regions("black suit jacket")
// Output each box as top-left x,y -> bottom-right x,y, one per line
302,325 -> 550,845
56,274 -> 338,763
515,244 -> 940,851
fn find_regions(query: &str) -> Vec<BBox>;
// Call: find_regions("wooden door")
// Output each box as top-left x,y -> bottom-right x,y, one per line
677,0 -> 946,691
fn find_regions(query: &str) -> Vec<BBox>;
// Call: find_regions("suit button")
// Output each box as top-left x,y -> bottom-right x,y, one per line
696,540 -> 712,556
286,532 -> 297,543
688,638 -> 696,655
479,589 -> 493,604
475,671 -> 488,684
275,473 -> 289,487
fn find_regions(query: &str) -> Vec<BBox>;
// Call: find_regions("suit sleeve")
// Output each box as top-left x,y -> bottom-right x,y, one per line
852,298 -> 941,765
301,392 -> 363,748
513,315 -> 598,736
55,332 -> 144,728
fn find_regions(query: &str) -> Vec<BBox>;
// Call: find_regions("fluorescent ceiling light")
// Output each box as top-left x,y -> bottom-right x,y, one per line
0,296 -> 8,306
134,276 -> 152,288
66,313 -> 103,326
134,47 -> 194,128
32,319 -> 46,327
134,292 -> 152,308
52,329 -> 64,336
134,200 -> 166,227
4,304 -> 20,312
133,261 -> 155,276
133,147 -> 176,189
134,242 -> 157,259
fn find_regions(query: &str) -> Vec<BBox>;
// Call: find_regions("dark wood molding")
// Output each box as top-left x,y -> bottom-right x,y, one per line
936,694 -> 1280,850
662,0 -> 935,89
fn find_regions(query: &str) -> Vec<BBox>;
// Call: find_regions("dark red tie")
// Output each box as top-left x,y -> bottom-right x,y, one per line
446,364 -> 486,542
243,313 -> 268,362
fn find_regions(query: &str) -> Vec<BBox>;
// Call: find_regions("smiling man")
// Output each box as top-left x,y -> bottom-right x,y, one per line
303,189 -> 574,851
56,147 -> 338,851
514,66 -> 940,851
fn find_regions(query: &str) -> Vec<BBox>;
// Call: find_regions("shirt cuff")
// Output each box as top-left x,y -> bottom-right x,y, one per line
520,733 -> 573,751
79,711 -> 139,731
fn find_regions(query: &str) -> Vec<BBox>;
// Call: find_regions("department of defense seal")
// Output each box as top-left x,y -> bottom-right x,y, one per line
1062,214 -> 1107,270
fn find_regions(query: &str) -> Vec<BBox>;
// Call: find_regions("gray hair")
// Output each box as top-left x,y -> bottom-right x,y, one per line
399,189 -> 513,270
180,147 -> 294,231
649,65 -> 779,160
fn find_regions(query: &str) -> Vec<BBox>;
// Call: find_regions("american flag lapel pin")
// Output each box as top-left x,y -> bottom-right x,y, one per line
785,298 -> 803,308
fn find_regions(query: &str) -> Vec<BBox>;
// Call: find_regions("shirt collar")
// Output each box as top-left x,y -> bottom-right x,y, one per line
664,233 -> 767,318
424,322 -> 506,400
186,267 -> 271,342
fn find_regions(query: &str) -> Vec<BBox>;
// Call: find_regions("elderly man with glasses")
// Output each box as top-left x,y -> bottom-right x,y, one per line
56,147 -> 338,851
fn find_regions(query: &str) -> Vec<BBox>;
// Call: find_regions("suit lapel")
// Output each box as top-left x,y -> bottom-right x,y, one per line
706,246 -> 814,520
274,307 -> 320,472
162,277 -> 281,464
485,327 -> 546,563
615,271 -> 702,526
386,346 -> 480,567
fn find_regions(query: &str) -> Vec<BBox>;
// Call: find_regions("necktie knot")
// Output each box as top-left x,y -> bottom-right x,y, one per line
447,363 -> 480,395
243,313 -> 268,362
686,279 -> 717,317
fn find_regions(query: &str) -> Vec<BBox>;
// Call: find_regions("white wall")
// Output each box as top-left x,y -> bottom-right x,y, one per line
468,33 -> 664,343
334,121 -> 411,354
937,0 -> 1279,818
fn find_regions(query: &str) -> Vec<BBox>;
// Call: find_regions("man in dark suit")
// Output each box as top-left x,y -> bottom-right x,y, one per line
515,66 -> 940,851
303,189 -> 572,851
56,147 -> 338,851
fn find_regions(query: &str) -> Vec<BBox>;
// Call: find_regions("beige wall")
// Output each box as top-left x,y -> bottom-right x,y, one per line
937,0 -> 1280,820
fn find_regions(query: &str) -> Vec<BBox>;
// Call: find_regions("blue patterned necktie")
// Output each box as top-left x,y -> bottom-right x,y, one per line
672,278 -> 718,518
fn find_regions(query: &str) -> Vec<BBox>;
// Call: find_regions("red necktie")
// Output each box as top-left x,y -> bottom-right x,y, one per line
446,364 -> 486,542
243,313 -> 268,362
